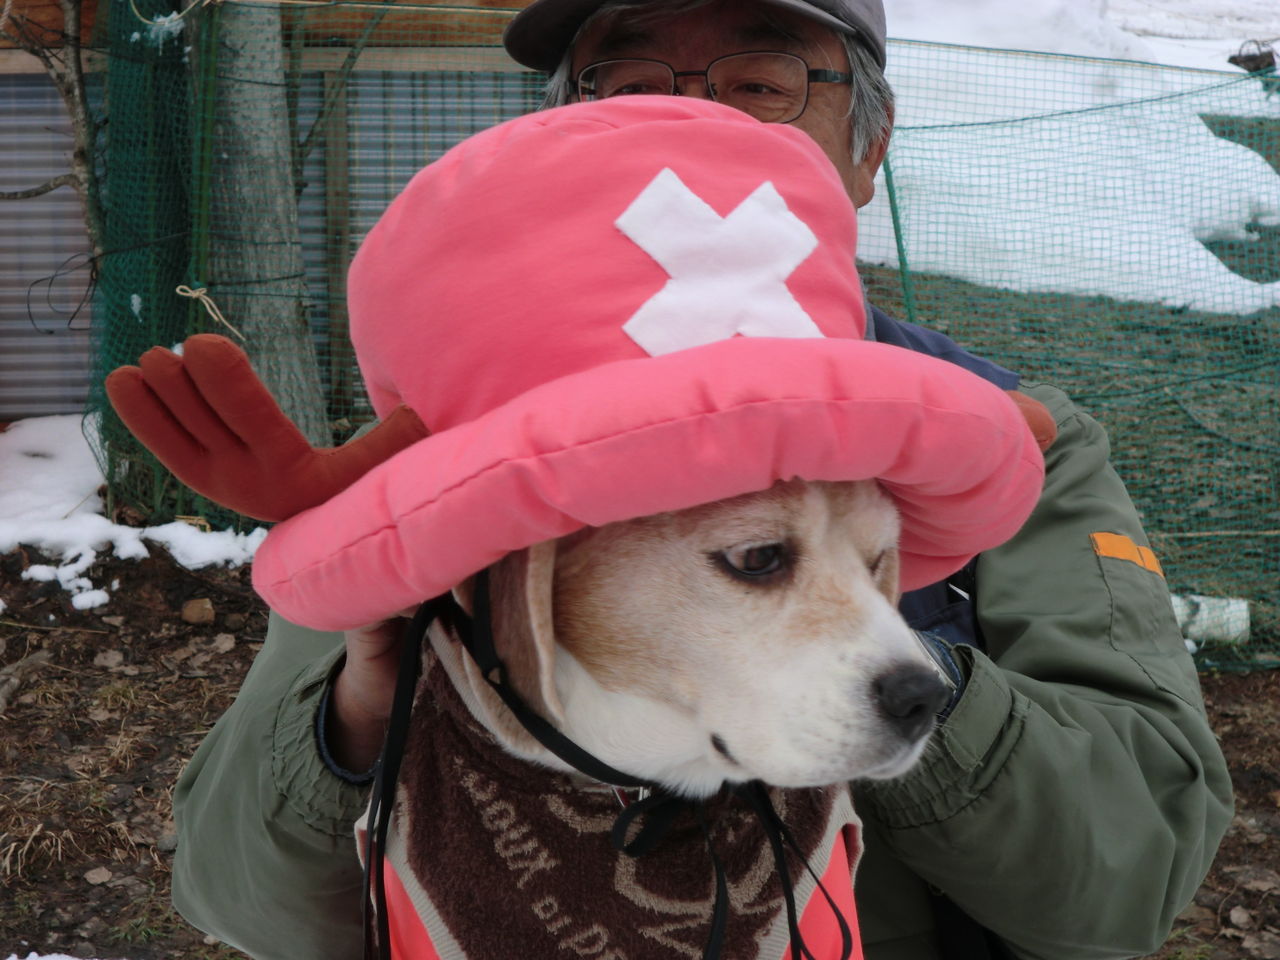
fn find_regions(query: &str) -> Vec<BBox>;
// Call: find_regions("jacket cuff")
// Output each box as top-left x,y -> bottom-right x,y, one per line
915,630 -> 965,719
314,658 -> 378,786
272,646 -> 375,836
856,645 -> 1021,828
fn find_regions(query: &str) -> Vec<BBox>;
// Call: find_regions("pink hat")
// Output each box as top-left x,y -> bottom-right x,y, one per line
252,97 -> 1044,631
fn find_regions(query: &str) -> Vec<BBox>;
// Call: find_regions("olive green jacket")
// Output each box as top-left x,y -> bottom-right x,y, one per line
171,382 -> 1232,960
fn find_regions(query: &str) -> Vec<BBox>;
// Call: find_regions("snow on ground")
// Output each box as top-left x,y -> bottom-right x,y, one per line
890,0 -> 1280,71
0,415 -> 266,613
1105,0 -> 1280,71
855,0 -> 1280,314
889,0 -> 1159,63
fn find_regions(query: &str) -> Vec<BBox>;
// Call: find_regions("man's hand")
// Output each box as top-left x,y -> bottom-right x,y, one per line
328,614 -> 413,774
105,334 -> 428,522
1005,388 -> 1057,452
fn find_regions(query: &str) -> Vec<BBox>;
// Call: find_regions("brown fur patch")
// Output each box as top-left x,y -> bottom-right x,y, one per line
549,479 -> 900,700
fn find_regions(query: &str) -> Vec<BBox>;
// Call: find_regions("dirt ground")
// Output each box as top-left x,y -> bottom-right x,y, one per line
1,544 -> 1277,960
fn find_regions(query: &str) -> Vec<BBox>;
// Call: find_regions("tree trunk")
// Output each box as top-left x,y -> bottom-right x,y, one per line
193,1 -> 329,445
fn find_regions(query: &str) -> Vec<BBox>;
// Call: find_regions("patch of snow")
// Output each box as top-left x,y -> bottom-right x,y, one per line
889,0 -> 1280,71
71,589 -> 111,610
147,10 -> 185,43
889,0 -> 1157,63
0,416 -> 266,610
145,521 -> 268,569
858,2 -> 1280,315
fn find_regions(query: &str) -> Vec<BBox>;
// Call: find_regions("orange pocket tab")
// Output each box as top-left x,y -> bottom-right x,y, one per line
1090,532 -> 1164,578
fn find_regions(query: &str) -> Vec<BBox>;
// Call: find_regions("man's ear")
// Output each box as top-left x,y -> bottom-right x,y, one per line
851,102 -> 894,209
488,541 -> 565,723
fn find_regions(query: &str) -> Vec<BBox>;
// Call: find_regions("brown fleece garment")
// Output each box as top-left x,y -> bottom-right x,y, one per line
400,658 -> 841,959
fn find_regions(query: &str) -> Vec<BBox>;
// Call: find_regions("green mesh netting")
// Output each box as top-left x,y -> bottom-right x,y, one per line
82,3 -> 1279,671
87,0 -> 543,528
858,42 -> 1280,671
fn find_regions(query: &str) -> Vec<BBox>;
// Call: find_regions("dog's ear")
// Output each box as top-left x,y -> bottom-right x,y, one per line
450,577 -> 474,616
488,540 -> 566,724
440,544 -> 566,761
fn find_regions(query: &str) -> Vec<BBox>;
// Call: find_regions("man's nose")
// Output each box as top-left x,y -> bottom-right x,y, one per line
672,71 -> 714,100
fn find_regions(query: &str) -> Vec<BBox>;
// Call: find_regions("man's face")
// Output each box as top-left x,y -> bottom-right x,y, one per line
570,0 -> 887,207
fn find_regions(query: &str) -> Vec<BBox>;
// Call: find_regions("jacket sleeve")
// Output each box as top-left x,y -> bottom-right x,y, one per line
855,382 -> 1234,960
171,614 -> 368,960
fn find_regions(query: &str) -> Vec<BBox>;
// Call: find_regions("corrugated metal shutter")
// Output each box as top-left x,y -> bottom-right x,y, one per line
0,72 -> 94,419
2,54 -> 538,422
293,59 -> 540,424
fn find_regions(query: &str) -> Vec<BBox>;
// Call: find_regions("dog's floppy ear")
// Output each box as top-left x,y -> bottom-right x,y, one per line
440,544 -> 566,761
450,577 -> 475,617
489,540 -> 566,724
449,542 -> 565,726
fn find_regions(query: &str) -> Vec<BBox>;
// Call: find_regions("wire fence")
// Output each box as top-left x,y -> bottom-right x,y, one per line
34,0 -> 1278,669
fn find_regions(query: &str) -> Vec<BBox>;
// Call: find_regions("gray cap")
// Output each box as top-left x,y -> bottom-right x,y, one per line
503,0 -> 888,74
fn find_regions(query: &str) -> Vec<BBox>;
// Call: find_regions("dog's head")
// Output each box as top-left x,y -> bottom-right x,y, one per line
437,478 -> 950,799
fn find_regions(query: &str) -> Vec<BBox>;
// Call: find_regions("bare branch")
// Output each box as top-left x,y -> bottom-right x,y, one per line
0,173 -> 78,200
0,3 -> 103,252
2,11 -> 53,63
0,4 -> 104,254
59,0 -> 87,105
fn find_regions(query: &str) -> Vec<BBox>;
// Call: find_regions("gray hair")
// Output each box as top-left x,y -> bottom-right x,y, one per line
538,0 -> 894,166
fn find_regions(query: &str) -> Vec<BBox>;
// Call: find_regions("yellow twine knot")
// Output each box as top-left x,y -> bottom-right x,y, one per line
175,285 -> 247,342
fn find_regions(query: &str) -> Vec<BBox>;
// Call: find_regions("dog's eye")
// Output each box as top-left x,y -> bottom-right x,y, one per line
717,542 -> 789,580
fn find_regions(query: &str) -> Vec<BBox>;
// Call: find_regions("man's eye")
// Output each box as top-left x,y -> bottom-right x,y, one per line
716,542 -> 790,580
738,81 -> 785,96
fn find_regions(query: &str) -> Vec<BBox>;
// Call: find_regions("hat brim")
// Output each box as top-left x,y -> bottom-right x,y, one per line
252,338 -> 1043,632
503,0 -> 885,75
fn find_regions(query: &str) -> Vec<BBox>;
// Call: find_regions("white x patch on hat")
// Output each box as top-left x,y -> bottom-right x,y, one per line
616,168 -> 824,357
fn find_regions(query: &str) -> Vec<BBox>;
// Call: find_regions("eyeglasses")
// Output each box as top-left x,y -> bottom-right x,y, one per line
576,51 -> 852,124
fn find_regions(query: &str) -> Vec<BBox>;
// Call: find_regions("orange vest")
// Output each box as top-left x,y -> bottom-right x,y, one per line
369,813 -> 864,959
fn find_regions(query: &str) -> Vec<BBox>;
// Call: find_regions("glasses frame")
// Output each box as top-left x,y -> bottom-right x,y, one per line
575,50 -> 853,124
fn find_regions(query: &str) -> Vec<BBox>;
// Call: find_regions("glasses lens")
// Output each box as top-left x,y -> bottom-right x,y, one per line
707,53 -> 807,123
579,60 -> 674,100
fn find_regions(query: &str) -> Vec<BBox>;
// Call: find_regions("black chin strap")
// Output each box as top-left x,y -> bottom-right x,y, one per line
462,568 -> 654,789
362,570 -> 853,960
363,597 -> 445,960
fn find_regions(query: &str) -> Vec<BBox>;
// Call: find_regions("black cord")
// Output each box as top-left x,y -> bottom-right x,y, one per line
463,570 -> 654,790
361,597 -> 445,960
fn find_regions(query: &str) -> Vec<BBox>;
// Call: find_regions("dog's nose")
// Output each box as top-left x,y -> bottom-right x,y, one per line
873,665 -> 950,741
